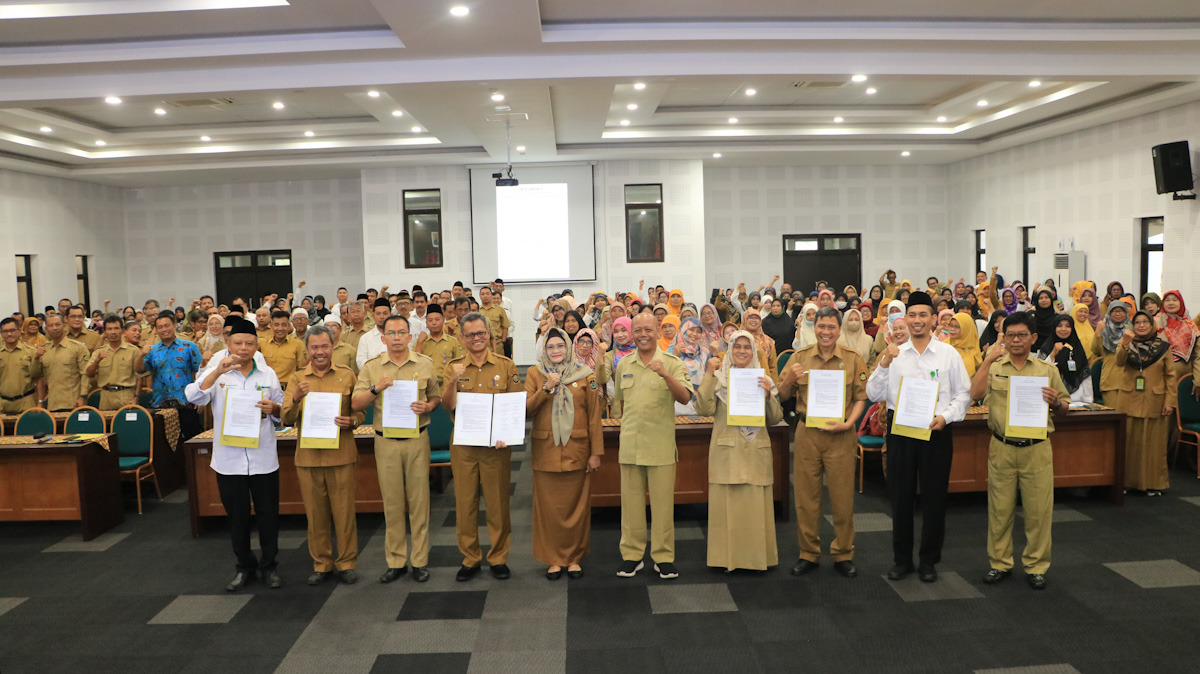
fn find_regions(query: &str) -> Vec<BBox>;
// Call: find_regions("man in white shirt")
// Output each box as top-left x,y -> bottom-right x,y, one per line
185,319 -> 286,592
356,298 -> 394,371
866,291 -> 971,584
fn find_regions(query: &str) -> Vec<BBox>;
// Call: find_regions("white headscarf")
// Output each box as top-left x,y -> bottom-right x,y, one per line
715,330 -> 778,442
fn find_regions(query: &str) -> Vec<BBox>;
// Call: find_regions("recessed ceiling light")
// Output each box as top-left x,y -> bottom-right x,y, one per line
105,96 -> 121,104
367,90 -> 380,98
977,99 -> 988,107
304,131 -> 314,137
865,88 -> 877,95
273,101 -> 285,109
712,153 -> 722,158
619,119 -> 630,126
901,151 -> 911,157
450,5 -> 469,16
937,116 -> 948,122
491,93 -> 505,102
633,82 -> 646,90
851,74 -> 868,82
516,145 -> 526,152
154,107 -> 166,115
1029,80 -> 1042,87
728,117 -> 738,124
411,126 -> 422,133
833,117 -> 844,123
391,110 -> 403,117
39,126 -> 52,133
744,88 -> 756,96
627,103 -> 638,110
200,135 -> 211,141
95,140 -> 106,146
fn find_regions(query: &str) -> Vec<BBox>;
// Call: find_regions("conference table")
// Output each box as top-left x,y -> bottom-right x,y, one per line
0,434 -> 124,540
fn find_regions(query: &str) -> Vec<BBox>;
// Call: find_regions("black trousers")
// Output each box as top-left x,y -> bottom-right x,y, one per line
215,471 -> 280,574
503,337 -> 513,358
886,424 -> 954,567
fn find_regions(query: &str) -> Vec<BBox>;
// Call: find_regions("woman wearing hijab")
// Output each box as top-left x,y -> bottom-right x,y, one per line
946,313 -> 983,378
549,301 -> 567,329
665,289 -> 685,317
595,305 -> 615,346
978,310 -> 1007,352
838,309 -> 874,364
870,299 -> 907,361
198,314 -> 226,367
574,328 -> 601,370
562,310 -> 584,342
739,311 -> 779,382
860,302 -> 879,338
19,317 -> 47,348
1032,288 -> 1057,341
1091,302 -> 1131,407
1141,293 -> 1162,317
792,302 -> 819,351
1155,291 -> 1200,386
997,287 -> 1020,316
668,317 -> 711,415
679,303 -> 698,322
695,330 -> 783,572
657,315 -> 681,352
1038,314 -> 1092,403
699,304 -> 723,352
894,288 -> 912,307
598,317 -> 635,404
525,328 -> 604,578
1115,312 -> 1178,496
1070,303 -> 1097,364
311,295 -> 331,323
935,308 -> 954,341
815,289 -> 836,311
1101,281 -> 1125,314
761,299 -> 795,356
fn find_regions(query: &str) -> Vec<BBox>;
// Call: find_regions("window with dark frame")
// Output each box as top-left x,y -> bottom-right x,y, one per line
403,189 -> 443,269
75,255 -> 91,313
1021,227 -> 1036,287
975,230 -> 987,277
624,184 -> 663,263
1140,217 -> 1164,298
15,254 -> 34,318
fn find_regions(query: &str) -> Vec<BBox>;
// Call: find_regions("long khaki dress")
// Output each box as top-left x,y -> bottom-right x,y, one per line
525,367 -> 604,566
1091,332 -> 1122,408
695,372 -> 784,571
1115,344 -> 1178,491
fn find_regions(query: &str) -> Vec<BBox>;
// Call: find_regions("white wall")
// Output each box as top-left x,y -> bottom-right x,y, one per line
948,100 -> 1200,298
0,168 -> 125,313
122,178 -> 364,309
703,164 -> 957,294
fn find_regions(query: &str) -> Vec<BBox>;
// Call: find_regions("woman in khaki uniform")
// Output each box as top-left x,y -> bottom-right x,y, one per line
694,330 -> 783,572
525,328 -> 603,580
1115,311 -> 1178,496
1091,302 -> 1130,407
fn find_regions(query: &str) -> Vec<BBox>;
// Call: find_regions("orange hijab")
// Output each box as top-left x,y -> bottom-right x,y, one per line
658,315 -> 681,351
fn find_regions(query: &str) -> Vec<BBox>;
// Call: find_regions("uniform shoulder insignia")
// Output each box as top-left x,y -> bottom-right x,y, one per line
412,351 -> 433,363
589,378 -> 597,390
859,372 -> 867,381
447,355 -> 466,364
512,373 -> 520,383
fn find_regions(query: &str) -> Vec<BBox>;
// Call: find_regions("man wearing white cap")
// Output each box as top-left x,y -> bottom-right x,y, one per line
291,307 -> 311,342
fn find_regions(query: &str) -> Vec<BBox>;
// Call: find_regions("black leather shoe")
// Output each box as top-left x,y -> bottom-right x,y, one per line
456,564 -> 481,582
790,559 -> 819,576
225,572 -> 256,592
338,569 -> 358,585
567,567 -> 583,579
834,561 -> 858,578
887,564 -> 915,580
263,570 -> 283,589
1027,573 -> 1047,590
546,567 -> 563,581
379,567 -> 408,583
918,564 -> 937,583
412,567 -> 430,583
307,571 -> 330,586
983,569 -> 1011,585
491,564 -> 511,580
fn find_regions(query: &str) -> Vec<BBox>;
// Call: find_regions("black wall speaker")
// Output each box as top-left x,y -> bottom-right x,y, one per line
1151,141 -> 1193,194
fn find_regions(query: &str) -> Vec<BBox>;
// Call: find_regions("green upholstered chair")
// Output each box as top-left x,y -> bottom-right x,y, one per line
111,404 -> 161,514
777,350 -> 795,378
86,389 -> 102,409
1174,376 -> 1200,477
363,403 -> 374,428
65,406 -> 106,435
15,408 -> 55,436
856,435 -> 887,493
428,404 -> 453,466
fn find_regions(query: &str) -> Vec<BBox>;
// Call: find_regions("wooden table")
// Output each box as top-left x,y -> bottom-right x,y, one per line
591,418 -> 792,521
950,408 -> 1127,504
185,427 -> 385,537
0,435 -> 124,540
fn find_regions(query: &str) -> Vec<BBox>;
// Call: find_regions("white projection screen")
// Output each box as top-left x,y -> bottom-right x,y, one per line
469,164 -> 596,284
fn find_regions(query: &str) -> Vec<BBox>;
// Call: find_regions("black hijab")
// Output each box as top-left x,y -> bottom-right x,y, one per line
1032,288 -> 1057,341
562,310 -> 584,340
1036,314 -> 1089,393
761,301 -> 795,355
1125,311 -> 1171,370
979,310 -> 1007,351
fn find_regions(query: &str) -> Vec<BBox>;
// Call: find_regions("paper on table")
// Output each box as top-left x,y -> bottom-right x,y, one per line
727,368 -> 766,427
1006,375 -> 1050,440
381,381 -> 419,438
299,391 -> 341,448
892,376 -> 939,441
221,388 -> 263,448
806,369 -> 845,428
490,392 -> 528,446
453,392 -> 495,447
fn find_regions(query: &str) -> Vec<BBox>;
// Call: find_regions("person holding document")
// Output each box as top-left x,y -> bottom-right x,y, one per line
611,313 -> 694,580
440,312 -> 523,582
281,325 -> 365,586
352,315 -> 441,584
866,291 -> 971,583
1115,312 -> 1178,497
970,312 -> 1071,590
779,307 -> 868,578
524,328 -> 603,580
184,319 -> 285,592
695,330 -> 783,572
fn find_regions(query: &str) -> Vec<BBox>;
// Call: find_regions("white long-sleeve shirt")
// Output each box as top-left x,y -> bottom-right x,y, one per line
356,326 -> 385,370
185,362 -> 283,476
865,338 -> 972,425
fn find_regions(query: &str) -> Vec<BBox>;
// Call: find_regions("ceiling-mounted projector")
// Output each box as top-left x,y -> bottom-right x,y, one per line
492,171 -> 518,187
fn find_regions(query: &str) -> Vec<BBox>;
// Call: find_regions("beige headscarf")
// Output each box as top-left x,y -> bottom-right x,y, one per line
536,328 -> 593,446
714,330 -> 778,442
837,309 -> 873,362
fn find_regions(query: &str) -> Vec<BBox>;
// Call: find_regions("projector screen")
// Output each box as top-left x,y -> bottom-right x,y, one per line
469,164 -> 596,284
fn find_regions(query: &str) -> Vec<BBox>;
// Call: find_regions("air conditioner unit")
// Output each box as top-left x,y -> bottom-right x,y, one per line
1053,251 -> 1087,286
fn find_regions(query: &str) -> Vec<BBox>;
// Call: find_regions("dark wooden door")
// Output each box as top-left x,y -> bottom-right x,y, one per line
782,234 -> 862,295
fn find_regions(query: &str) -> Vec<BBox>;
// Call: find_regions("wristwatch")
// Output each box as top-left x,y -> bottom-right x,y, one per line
369,385 -> 377,395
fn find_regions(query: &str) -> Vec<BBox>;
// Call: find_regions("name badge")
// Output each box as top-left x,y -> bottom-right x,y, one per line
1067,360 -> 1077,372
622,373 -> 633,379
1136,376 -> 1145,391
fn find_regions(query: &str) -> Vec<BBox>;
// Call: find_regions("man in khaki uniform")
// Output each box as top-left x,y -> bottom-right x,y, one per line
352,315 -> 441,584
441,312 -> 522,581
260,310 -> 307,390
477,287 -> 510,355
0,317 -> 42,414
970,311 -> 1071,591
281,325 -> 365,586
611,313 -> 694,580
65,305 -> 102,353
37,313 -> 89,411
780,307 -> 868,578
418,304 -> 464,387
340,301 -> 371,352
86,314 -> 139,410
322,317 -> 359,374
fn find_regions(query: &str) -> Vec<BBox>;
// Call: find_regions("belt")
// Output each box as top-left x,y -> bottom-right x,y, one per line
103,385 -> 132,391
992,432 -> 1042,448
1,388 -> 36,402
375,428 -> 426,437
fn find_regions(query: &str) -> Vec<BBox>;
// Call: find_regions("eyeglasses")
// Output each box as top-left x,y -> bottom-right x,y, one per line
463,331 -> 489,341
384,330 -> 410,337
1005,332 -> 1032,340
545,344 -> 567,352
576,338 -> 593,346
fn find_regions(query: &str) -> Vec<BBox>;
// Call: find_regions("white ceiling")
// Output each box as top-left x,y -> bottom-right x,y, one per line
0,0 -> 1197,186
